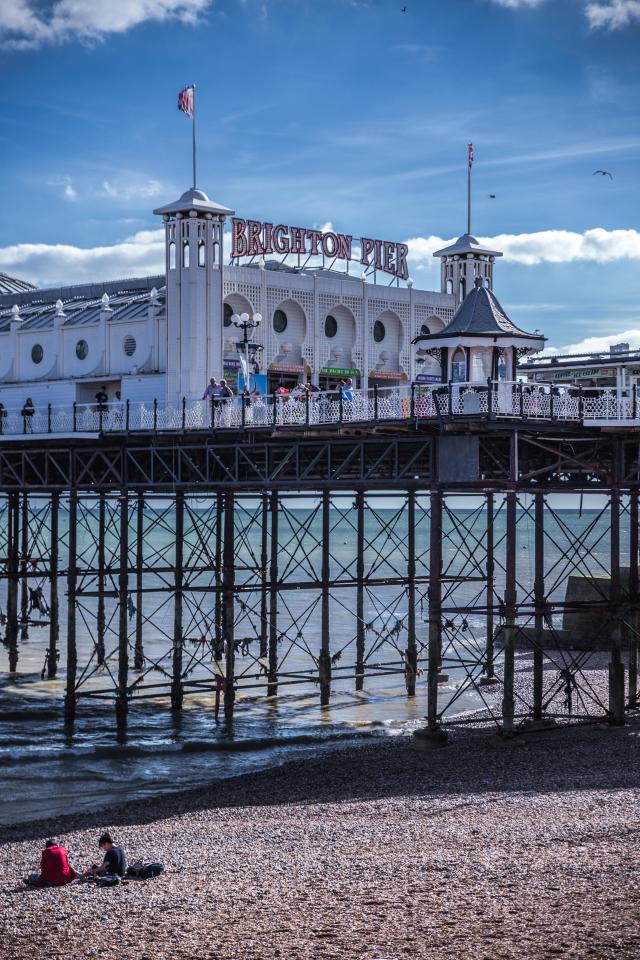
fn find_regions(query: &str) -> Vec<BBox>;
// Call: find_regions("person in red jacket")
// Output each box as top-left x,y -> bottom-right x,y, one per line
25,839 -> 77,887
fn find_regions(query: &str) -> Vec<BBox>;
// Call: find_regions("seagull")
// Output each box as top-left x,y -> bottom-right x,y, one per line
400,5 -> 407,10
593,170 -> 613,179
489,193 -> 496,198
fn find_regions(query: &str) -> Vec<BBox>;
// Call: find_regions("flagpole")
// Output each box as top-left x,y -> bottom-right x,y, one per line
467,142 -> 472,235
192,84 -> 197,190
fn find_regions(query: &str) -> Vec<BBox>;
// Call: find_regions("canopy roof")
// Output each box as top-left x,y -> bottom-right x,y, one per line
432,233 -> 502,259
413,279 -> 544,345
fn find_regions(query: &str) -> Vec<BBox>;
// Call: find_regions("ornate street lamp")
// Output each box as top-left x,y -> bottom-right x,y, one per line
231,312 -> 263,391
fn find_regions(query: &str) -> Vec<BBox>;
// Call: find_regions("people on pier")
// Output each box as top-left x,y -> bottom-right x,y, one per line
80,832 -> 127,880
202,377 -> 220,401
25,839 -> 77,887
21,397 -> 35,432
95,386 -> 109,413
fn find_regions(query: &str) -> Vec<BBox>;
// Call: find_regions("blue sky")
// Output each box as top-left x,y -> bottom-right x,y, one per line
0,0 -> 639,351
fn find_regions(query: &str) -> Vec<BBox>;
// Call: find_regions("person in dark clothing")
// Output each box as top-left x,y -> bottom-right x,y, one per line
25,838 -> 77,887
21,397 -> 35,433
95,386 -> 109,413
81,832 -> 127,879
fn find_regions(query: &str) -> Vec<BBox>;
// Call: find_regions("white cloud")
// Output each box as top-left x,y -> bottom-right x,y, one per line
0,228 -> 165,287
489,0 -> 545,7
3,224 -> 640,290
49,175 -> 77,201
543,328 -> 640,355
586,0 -> 640,28
406,228 -> 640,269
100,178 -> 165,201
0,0 -> 211,50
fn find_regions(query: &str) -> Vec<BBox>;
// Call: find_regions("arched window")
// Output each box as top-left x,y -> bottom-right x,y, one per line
198,240 -> 205,267
273,309 -> 288,333
446,279 -> 453,295
182,240 -> 190,269
451,347 -> 467,383
224,303 -> 233,328
459,277 -> 466,300
373,319 -> 386,343
169,242 -> 176,270
324,314 -> 337,338
31,344 -> 43,364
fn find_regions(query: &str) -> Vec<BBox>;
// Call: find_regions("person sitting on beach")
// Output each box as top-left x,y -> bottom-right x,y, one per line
25,838 -> 77,887
80,832 -> 127,880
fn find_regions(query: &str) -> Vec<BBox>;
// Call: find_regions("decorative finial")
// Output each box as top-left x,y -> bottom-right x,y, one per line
55,298 -> 65,315
101,292 -> 110,306
11,303 -> 20,318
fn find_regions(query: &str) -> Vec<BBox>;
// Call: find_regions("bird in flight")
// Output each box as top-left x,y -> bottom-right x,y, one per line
489,193 -> 496,199
400,5 -> 407,11
593,170 -> 613,179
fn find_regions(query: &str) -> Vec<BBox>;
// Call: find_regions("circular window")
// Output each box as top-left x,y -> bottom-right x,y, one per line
273,309 -> 288,333
373,320 -> 386,343
75,339 -> 88,360
420,324 -> 430,336
324,315 -> 337,338
224,303 -> 233,328
123,335 -> 137,357
31,344 -> 43,364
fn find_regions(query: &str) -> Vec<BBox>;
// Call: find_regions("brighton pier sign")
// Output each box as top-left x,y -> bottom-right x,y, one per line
231,218 -> 409,281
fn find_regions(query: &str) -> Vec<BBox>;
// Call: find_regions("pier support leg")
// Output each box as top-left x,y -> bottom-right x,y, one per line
406,489 -> 417,696
484,492 -> 495,679
260,493 -> 268,663
47,493 -> 59,679
20,493 -> 28,641
629,488 -> 638,709
319,489 -> 332,706
96,493 -> 106,667
64,492 -> 78,722
609,488 -> 625,724
134,492 -> 144,671
116,492 -> 129,719
427,489 -> 442,732
223,491 -> 235,722
533,491 -> 545,721
268,490 -> 278,697
355,490 -> 365,691
501,491 -> 517,735
6,493 -> 20,672
214,493 -> 223,660
415,487 -> 447,747
171,491 -> 184,711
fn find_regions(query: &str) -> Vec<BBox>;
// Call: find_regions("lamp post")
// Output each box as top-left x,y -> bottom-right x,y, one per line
231,312 -> 263,392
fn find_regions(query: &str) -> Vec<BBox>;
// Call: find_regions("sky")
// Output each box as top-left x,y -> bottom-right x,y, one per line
0,0 -> 639,352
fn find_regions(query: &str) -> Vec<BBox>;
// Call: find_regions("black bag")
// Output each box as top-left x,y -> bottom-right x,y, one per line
126,860 -> 164,880
96,874 -> 120,887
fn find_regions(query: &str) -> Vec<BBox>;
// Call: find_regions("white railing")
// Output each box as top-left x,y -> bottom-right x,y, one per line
0,383 -> 638,438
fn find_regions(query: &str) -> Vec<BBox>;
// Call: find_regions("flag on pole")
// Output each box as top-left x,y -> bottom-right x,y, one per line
468,142 -> 474,168
178,85 -> 194,119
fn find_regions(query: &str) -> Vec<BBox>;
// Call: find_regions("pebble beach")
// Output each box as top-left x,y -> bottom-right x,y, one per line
2,720 -> 640,960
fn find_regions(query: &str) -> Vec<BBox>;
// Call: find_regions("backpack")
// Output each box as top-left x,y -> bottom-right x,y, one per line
125,860 -> 165,880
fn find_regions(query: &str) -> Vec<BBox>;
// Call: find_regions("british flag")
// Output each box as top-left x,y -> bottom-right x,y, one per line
178,85 -> 194,119
468,142 -> 474,168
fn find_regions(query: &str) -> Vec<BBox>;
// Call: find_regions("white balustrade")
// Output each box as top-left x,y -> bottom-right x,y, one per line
1,382 -> 639,438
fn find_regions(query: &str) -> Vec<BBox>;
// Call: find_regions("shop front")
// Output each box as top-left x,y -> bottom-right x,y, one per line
318,366 -> 361,391
267,362 -> 311,393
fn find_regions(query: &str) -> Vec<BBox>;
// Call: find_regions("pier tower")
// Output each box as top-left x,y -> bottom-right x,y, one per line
434,233 -> 503,306
154,188 -> 234,404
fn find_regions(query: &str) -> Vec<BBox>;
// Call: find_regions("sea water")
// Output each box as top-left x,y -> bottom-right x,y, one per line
0,496 -> 619,824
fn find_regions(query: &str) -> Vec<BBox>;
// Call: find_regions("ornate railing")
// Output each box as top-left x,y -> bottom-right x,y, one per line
0,382 -> 637,438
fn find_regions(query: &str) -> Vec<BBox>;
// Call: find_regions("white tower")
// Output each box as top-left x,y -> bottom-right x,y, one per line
154,188 -> 234,404
433,234 -> 503,307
